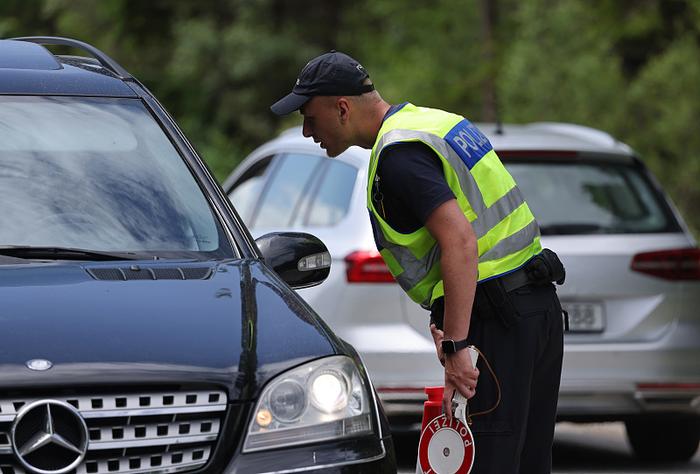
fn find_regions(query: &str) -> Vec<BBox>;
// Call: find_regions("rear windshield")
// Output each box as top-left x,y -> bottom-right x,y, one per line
505,159 -> 680,235
0,96 -> 234,259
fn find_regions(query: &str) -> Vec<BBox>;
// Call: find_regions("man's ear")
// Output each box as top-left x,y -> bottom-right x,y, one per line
337,97 -> 351,123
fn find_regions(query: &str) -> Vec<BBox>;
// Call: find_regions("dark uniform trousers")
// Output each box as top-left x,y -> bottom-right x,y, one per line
465,282 -> 563,474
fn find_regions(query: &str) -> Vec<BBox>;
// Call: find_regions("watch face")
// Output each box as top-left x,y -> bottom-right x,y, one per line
442,340 -> 457,354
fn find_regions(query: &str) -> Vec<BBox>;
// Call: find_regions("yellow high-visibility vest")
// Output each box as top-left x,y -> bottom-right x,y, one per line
367,103 -> 542,308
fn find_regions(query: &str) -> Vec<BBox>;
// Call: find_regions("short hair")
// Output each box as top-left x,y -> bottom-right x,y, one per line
349,78 -> 381,104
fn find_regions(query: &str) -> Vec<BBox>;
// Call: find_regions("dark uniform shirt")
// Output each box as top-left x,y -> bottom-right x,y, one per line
372,105 -> 455,234
371,104 -> 455,326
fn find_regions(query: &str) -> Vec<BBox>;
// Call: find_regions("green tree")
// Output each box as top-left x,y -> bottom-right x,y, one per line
498,0 -> 700,234
626,35 -> 700,230
499,0 -> 627,133
1,0 -> 698,233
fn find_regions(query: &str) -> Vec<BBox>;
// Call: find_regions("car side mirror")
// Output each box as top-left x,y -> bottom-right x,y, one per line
255,232 -> 331,289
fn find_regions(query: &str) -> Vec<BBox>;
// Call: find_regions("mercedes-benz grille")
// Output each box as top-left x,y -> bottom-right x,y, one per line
0,389 -> 227,473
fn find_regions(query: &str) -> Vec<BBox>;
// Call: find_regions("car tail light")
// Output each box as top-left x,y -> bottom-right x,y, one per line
344,250 -> 395,283
630,248 -> 700,280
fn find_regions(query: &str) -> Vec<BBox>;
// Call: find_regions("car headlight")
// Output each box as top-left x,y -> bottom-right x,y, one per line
243,355 -> 373,452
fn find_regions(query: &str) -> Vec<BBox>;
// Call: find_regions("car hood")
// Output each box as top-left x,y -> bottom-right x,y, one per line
0,259 -> 337,400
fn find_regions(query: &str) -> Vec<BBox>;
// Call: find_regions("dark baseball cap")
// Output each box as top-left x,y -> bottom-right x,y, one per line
270,51 -> 374,115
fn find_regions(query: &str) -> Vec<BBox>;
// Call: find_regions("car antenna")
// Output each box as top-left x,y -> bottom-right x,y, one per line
494,118 -> 504,135
493,94 -> 504,135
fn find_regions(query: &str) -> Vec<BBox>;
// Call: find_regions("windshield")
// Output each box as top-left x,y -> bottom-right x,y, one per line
505,159 -> 680,235
0,96 -> 233,259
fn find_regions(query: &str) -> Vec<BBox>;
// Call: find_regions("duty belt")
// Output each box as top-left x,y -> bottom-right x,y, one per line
490,248 -> 567,292
494,266 -> 532,293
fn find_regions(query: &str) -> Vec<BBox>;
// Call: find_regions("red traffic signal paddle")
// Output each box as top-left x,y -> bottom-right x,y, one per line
416,346 -> 478,474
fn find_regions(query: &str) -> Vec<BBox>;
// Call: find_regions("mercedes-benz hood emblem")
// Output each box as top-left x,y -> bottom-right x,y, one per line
11,399 -> 89,474
25,359 -> 53,371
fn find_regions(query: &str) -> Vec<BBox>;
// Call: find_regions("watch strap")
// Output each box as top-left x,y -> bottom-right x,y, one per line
441,338 -> 470,354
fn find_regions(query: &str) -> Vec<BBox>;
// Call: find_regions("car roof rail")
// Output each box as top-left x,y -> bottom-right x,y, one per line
10,36 -> 132,80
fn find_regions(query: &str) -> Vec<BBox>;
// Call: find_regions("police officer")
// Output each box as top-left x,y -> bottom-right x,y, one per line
271,51 -> 565,474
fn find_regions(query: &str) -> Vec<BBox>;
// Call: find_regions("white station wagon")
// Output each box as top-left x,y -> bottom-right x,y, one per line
224,122 -> 700,463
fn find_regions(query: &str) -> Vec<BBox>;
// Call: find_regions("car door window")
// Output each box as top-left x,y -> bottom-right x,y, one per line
303,160 -> 358,227
253,153 -> 323,228
228,156 -> 273,227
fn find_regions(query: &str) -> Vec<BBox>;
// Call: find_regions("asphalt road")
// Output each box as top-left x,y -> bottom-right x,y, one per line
396,422 -> 700,473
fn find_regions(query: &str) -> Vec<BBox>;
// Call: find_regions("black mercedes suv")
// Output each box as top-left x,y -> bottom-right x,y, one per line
0,37 -> 395,473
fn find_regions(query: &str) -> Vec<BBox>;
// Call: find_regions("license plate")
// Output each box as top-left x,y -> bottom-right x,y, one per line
561,302 -> 605,332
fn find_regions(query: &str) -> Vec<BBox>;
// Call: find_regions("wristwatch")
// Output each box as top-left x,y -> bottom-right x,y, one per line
441,338 -> 470,354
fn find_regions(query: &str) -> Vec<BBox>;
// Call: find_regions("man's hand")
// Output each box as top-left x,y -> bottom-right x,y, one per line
443,347 -> 479,423
430,323 -> 446,366
431,322 -> 479,421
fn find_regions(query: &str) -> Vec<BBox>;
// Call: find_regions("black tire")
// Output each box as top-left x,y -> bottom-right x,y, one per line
625,416 -> 700,463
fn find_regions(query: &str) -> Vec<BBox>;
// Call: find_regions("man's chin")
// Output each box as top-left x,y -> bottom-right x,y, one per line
325,146 -> 347,158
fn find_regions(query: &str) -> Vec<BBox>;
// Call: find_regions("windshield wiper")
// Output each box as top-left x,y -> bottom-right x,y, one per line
0,246 -> 141,261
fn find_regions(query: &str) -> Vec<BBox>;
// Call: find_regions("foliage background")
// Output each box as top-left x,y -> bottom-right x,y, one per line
1,0 -> 698,234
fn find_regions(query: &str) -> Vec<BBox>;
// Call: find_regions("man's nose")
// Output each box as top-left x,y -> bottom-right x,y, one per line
302,121 -> 312,138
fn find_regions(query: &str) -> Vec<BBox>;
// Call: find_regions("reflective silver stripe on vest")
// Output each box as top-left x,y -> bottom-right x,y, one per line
470,186 -> 526,239
480,219 -> 541,262
375,234 -> 441,292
